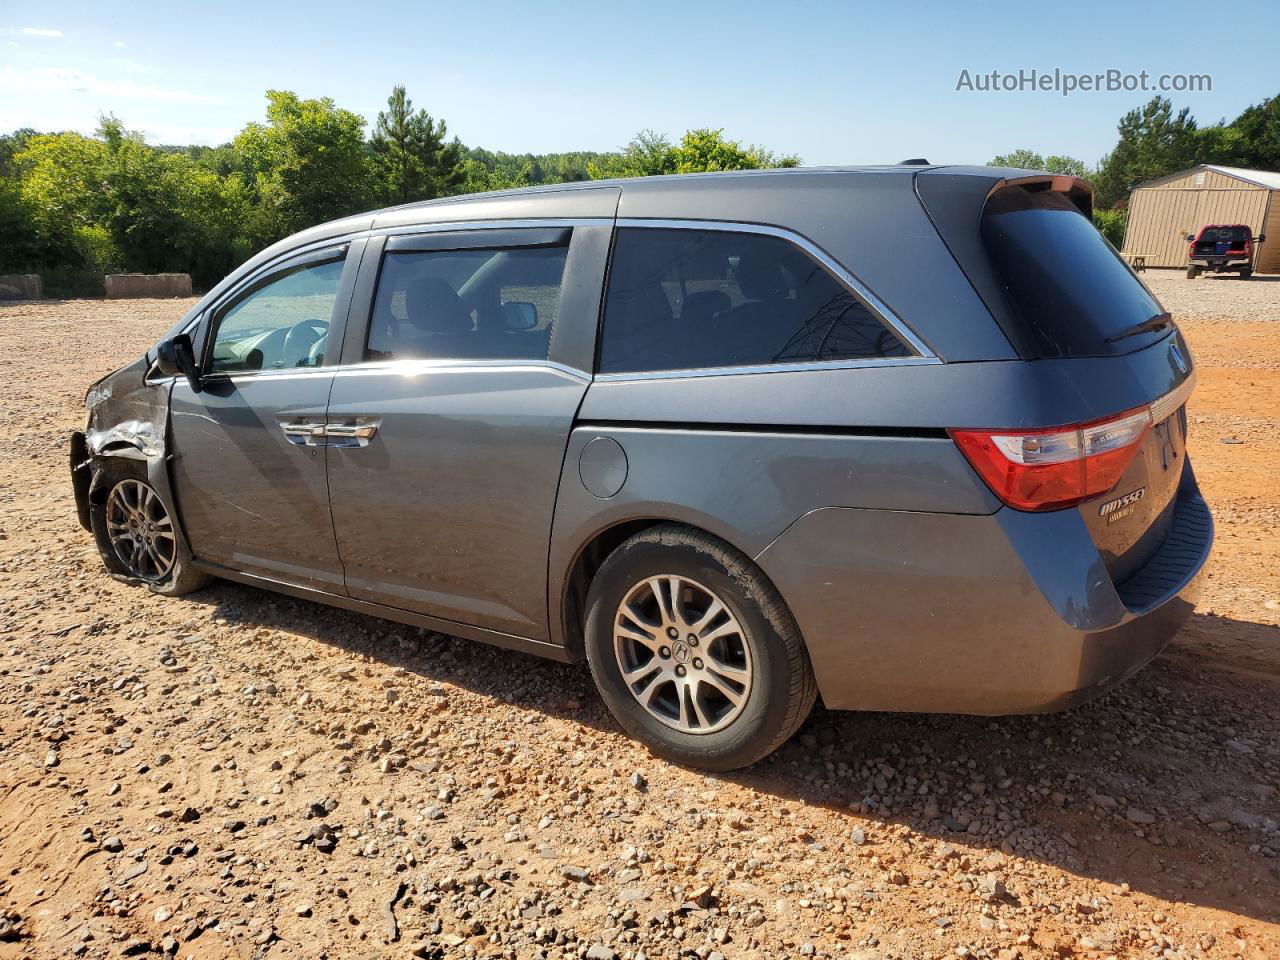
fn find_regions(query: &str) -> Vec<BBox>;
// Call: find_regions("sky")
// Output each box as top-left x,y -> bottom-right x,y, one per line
1,0 -> 1276,167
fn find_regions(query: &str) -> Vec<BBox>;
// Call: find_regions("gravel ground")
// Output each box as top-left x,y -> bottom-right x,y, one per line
0,272 -> 1277,960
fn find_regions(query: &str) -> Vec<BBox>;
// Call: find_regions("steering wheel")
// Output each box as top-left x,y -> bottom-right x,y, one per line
282,318 -> 328,367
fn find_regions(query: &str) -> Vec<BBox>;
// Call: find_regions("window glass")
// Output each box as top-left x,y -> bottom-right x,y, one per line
367,244 -> 568,361
981,188 -> 1168,358
598,228 -> 910,374
209,257 -> 345,373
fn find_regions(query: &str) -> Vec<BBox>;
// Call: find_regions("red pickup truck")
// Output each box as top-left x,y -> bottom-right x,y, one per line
1185,224 -> 1266,279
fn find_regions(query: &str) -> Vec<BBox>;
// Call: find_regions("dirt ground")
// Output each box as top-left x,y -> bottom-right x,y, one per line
0,271 -> 1277,960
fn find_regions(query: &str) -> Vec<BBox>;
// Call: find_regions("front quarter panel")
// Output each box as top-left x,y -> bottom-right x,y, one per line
80,356 -> 196,561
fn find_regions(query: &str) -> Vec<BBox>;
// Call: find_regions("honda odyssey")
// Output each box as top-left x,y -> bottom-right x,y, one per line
72,165 -> 1213,770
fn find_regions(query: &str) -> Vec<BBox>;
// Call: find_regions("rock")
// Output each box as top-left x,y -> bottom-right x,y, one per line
101,836 -> 123,853
1089,794 -> 1118,810
1224,739 -> 1254,754
179,807 -> 200,822
561,865 -> 591,883
1125,807 -> 1156,825
977,873 -> 1006,902
629,771 -> 647,791
586,947 -> 616,960
850,827 -> 866,845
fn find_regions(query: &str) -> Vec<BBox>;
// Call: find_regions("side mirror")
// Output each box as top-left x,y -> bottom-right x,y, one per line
1256,234 -> 1266,243
155,333 -> 202,394
501,301 -> 538,332
1185,233 -> 1196,242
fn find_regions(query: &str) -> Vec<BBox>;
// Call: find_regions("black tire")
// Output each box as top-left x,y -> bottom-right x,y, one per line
1240,267 -> 1252,280
90,461 -> 210,597
584,524 -> 817,771
1186,265 -> 1199,279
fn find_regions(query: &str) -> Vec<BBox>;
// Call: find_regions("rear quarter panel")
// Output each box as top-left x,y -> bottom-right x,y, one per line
546,414 -> 999,648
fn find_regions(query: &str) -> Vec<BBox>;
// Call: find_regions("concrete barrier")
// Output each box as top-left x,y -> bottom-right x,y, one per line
105,273 -> 193,299
0,274 -> 42,300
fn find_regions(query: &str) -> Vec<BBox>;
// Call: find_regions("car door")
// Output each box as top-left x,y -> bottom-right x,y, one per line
326,223 -> 611,639
169,241 -> 364,590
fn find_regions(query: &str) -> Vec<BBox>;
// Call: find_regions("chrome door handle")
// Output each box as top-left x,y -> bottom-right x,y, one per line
280,421 -> 328,446
323,421 -> 379,448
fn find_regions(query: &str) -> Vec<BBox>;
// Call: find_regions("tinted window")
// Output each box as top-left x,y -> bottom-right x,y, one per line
981,189 -> 1168,358
367,244 -> 568,362
209,256 -> 345,373
598,228 -> 911,374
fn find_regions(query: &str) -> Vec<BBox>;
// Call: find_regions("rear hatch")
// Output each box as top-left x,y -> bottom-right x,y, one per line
1192,226 -> 1250,261
920,173 -> 1195,584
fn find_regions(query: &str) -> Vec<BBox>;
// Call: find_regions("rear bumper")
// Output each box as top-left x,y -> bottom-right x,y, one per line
755,472 -> 1212,715
1190,257 -> 1250,269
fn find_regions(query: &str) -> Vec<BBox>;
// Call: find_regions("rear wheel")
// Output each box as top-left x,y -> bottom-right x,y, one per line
584,525 -> 816,770
1240,266 -> 1252,280
90,464 -> 209,596
1186,265 -> 1200,279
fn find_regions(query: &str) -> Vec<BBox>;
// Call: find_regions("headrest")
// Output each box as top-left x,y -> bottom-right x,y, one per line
405,277 -> 472,334
736,253 -> 792,302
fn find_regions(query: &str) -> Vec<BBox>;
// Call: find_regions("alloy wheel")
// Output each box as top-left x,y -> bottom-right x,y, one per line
612,574 -> 753,734
105,479 -> 176,581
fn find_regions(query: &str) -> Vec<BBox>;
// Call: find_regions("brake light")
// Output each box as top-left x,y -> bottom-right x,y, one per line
950,407 -> 1152,511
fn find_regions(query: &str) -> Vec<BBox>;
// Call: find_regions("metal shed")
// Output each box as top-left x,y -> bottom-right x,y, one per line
1122,164 -> 1280,273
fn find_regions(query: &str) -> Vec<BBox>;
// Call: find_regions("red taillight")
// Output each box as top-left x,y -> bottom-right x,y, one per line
950,407 -> 1152,511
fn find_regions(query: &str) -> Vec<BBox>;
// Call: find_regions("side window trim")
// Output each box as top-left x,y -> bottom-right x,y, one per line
607,218 -> 938,369
199,241 -> 363,380
386,227 -> 571,253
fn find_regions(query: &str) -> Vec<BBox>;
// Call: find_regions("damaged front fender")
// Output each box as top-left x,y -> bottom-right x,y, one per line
85,419 -> 164,459
73,353 -> 196,562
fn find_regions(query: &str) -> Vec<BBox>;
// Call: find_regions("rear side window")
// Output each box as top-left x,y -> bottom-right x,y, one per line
598,228 -> 911,374
367,243 -> 568,362
981,189 -> 1167,357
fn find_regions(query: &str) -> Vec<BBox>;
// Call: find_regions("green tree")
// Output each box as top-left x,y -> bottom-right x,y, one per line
1223,95 -> 1280,169
8,129 -> 118,284
588,130 -> 676,179
1092,97 -> 1200,208
670,128 -> 800,173
233,90 -> 375,244
95,116 -> 249,286
460,157 -> 532,193
1093,208 -> 1127,248
370,85 -> 464,204
588,128 -> 799,180
989,150 -> 1089,178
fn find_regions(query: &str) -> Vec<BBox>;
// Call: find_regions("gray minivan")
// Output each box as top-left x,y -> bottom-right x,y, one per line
72,166 -> 1213,770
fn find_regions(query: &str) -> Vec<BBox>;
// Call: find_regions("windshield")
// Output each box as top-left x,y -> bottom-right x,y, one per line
981,188 -> 1168,358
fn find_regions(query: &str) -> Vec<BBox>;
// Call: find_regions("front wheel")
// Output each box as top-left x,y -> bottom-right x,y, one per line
90,465 -> 209,596
584,525 -> 816,770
